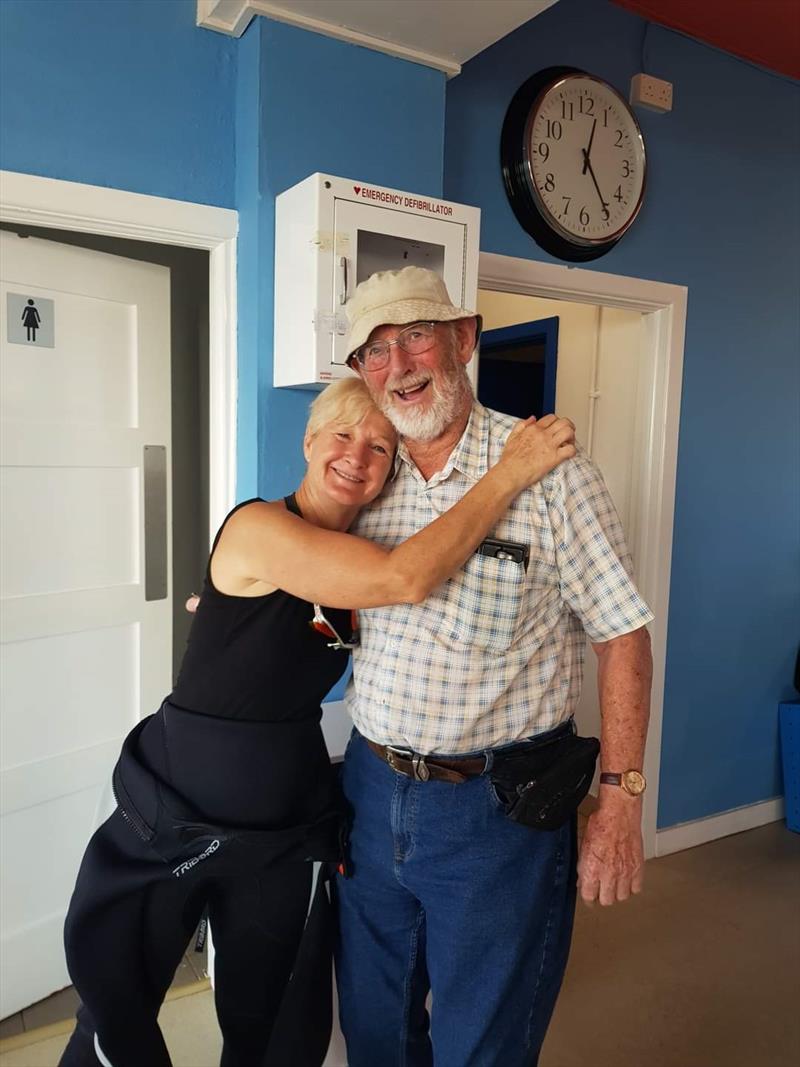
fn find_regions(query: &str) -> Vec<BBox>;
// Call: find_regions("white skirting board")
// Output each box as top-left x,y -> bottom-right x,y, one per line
655,797 -> 786,857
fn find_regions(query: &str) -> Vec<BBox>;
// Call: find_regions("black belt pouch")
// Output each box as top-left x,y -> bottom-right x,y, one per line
489,730 -> 600,831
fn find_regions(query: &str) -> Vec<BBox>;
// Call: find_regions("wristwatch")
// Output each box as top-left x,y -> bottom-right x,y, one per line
599,770 -> 646,796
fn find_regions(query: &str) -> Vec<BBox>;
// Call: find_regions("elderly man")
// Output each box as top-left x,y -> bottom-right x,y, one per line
333,266 -> 653,1067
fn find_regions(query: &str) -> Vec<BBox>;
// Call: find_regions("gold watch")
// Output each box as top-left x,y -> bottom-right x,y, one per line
599,770 -> 646,796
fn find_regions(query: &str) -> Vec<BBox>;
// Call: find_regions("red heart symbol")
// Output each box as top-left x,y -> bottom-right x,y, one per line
353,186 -> 361,195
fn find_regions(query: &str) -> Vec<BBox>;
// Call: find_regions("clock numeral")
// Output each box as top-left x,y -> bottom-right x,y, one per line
601,206 -> 610,221
614,185 -> 623,202
579,96 -> 595,116
579,206 -> 590,225
622,160 -> 632,177
562,196 -> 572,215
545,119 -> 563,140
537,142 -> 550,162
561,101 -> 574,121
603,107 -> 610,128
614,129 -> 624,147
544,173 -> 556,192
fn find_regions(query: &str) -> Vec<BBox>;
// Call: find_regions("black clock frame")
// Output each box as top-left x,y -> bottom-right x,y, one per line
501,66 -> 643,263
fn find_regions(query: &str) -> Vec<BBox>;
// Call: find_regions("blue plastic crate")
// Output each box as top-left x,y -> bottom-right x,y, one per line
779,701 -> 800,833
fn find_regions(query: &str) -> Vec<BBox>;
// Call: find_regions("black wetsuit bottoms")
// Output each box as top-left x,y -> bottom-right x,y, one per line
59,703 -> 342,1067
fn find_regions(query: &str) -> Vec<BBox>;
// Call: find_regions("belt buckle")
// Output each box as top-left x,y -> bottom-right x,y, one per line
385,745 -> 410,775
386,746 -> 430,782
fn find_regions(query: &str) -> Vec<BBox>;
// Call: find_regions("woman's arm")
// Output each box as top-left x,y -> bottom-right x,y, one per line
216,415 -> 575,609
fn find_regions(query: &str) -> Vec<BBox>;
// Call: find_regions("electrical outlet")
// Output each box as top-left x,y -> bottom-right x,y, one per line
630,73 -> 673,113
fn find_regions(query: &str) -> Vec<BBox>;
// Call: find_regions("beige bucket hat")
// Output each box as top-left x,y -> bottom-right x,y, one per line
344,266 -> 482,363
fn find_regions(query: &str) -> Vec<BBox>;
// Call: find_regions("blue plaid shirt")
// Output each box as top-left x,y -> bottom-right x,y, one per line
346,403 -> 653,754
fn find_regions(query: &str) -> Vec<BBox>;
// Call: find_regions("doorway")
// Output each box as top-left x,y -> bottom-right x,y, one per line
478,252 -> 688,859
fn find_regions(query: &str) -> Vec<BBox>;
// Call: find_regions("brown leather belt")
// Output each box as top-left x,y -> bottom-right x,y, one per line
365,739 -> 487,783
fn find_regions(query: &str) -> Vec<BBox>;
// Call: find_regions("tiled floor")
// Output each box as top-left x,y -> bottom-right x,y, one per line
2,820 -> 799,1067
0,987 -> 216,1067
0,943 -> 207,1041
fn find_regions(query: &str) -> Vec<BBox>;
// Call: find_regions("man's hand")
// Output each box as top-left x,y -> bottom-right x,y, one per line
577,793 -> 644,905
578,626 -> 651,905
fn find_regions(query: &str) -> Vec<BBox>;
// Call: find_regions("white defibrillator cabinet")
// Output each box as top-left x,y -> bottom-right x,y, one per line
274,173 -> 481,388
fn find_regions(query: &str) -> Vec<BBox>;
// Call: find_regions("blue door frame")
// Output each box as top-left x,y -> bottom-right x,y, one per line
477,316 -> 559,418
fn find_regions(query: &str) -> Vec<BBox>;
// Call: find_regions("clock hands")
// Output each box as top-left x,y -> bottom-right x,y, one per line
580,117 -> 609,219
582,118 -> 596,175
582,148 -> 609,218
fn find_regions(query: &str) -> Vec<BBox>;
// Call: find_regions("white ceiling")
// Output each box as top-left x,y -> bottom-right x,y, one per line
197,0 -> 561,75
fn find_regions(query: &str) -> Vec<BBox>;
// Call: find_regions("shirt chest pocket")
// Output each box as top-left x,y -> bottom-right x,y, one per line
433,552 -> 527,653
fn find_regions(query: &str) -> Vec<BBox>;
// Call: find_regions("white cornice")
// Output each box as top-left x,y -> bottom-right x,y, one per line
197,1 -> 256,38
197,0 -> 462,76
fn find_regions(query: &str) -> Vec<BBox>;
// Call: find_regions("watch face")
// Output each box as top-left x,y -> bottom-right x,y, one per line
501,67 -> 647,261
525,73 -> 645,247
621,770 -> 646,796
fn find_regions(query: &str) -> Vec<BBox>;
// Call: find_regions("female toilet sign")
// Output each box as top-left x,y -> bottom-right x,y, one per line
6,292 -> 55,347
22,299 -> 40,340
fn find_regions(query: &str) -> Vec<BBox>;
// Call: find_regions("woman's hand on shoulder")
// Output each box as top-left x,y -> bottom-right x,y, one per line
499,414 -> 576,489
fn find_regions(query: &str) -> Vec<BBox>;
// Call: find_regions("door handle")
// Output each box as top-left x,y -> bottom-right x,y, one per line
143,445 -> 167,601
338,257 -> 348,305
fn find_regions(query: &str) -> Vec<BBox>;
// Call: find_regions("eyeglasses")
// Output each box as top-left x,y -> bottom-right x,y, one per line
310,604 -> 360,650
351,321 -> 438,372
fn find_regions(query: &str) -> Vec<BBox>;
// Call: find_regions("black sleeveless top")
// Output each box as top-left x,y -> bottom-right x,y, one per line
171,496 -> 354,722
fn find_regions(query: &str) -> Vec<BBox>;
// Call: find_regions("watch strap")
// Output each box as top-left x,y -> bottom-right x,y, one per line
599,772 -> 622,786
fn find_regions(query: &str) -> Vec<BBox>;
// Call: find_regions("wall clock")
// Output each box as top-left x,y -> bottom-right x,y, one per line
501,67 -> 647,262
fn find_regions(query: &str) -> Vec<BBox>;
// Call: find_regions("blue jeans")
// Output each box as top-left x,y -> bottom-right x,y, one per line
334,729 -> 577,1067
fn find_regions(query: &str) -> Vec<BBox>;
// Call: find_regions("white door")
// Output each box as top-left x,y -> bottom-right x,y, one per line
0,232 -> 172,1017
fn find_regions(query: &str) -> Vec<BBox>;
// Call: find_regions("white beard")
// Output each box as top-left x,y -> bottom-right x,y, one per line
381,365 -> 473,443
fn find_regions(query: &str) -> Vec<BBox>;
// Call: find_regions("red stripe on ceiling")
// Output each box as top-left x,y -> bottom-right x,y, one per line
611,0 -> 800,80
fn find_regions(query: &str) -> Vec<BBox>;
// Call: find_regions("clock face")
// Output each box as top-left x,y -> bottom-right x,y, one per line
502,68 -> 647,261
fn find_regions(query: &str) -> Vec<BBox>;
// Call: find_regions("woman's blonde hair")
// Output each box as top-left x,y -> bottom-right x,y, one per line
305,377 -> 391,439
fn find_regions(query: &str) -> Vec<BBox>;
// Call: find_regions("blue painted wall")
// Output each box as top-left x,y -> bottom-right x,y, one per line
445,0 -> 800,827
233,21 -> 262,499
0,0 -> 236,207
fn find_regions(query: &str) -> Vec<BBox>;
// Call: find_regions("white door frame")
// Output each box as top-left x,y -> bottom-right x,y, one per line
479,251 -> 688,859
0,170 -> 238,537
